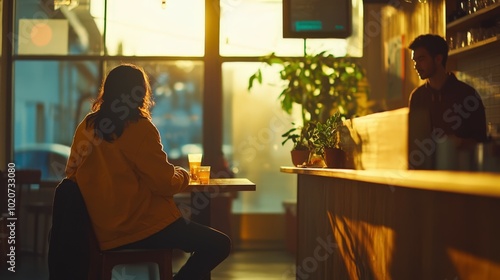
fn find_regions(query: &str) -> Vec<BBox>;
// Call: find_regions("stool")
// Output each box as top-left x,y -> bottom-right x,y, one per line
98,249 -> 173,280
88,227 -> 173,280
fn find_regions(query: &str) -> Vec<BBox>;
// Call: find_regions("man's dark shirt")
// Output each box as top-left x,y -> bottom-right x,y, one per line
408,72 -> 487,169
410,72 -> 487,141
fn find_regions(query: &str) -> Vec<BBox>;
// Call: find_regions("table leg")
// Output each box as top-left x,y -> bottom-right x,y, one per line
190,191 -> 211,226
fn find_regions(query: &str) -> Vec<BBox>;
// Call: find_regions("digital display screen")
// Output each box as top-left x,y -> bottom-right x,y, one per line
283,0 -> 352,39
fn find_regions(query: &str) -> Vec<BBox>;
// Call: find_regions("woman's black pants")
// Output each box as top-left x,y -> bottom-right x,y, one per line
116,217 -> 231,280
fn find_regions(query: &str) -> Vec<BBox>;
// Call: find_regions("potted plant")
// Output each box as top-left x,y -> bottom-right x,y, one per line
312,112 -> 346,168
248,51 -> 370,125
281,122 -> 315,167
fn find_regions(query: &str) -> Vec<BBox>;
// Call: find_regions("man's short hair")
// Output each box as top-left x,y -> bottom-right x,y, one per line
409,34 -> 449,67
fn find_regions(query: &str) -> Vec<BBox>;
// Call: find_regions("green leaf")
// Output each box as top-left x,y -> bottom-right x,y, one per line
247,69 -> 263,91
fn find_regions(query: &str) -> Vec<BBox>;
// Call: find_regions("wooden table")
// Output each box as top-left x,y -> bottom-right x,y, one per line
185,178 -> 256,280
186,178 -> 256,226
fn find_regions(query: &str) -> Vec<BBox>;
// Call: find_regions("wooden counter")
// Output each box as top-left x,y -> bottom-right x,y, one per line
281,167 -> 500,198
282,167 -> 500,280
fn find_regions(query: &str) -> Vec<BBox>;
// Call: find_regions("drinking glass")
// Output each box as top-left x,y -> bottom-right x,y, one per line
198,166 -> 211,184
188,154 -> 202,183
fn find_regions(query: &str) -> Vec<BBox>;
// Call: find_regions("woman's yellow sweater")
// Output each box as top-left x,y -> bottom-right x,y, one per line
65,117 -> 189,250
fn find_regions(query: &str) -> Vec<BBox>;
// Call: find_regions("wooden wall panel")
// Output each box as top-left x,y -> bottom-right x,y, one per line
381,0 -> 446,109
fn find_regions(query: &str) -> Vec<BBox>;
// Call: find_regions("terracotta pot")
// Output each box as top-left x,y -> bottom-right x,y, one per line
290,150 -> 310,167
324,148 -> 346,168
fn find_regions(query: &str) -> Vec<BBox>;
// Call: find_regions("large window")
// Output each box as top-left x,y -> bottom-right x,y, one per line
15,0 -> 104,55
223,62 -> 300,213
14,0 -> 204,56
12,0 -> 205,180
11,0 -> 364,214
13,60 -> 100,180
104,0 -> 205,56
105,60 -> 204,165
220,0 -> 363,57
13,60 -> 204,180
220,0 -> 364,213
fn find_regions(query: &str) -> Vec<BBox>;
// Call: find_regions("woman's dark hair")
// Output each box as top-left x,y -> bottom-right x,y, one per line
86,64 -> 154,142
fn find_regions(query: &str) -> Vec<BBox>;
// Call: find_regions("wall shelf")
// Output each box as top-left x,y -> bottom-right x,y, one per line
447,3 -> 500,32
446,1 -> 500,65
449,34 -> 500,58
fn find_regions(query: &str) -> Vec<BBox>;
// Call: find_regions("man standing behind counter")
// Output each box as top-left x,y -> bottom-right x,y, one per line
408,34 -> 487,169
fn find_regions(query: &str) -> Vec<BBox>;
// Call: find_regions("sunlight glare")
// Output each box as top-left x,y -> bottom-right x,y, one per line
105,0 -> 204,56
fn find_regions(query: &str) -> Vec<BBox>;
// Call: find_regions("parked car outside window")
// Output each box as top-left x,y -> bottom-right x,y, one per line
14,143 -> 71,181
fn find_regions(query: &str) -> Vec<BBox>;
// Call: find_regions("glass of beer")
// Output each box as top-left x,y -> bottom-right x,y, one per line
198,166 -> 211,184
188,154 -> 202,183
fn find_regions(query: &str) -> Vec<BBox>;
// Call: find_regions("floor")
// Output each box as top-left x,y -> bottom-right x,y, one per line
0,249 -> 296,280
